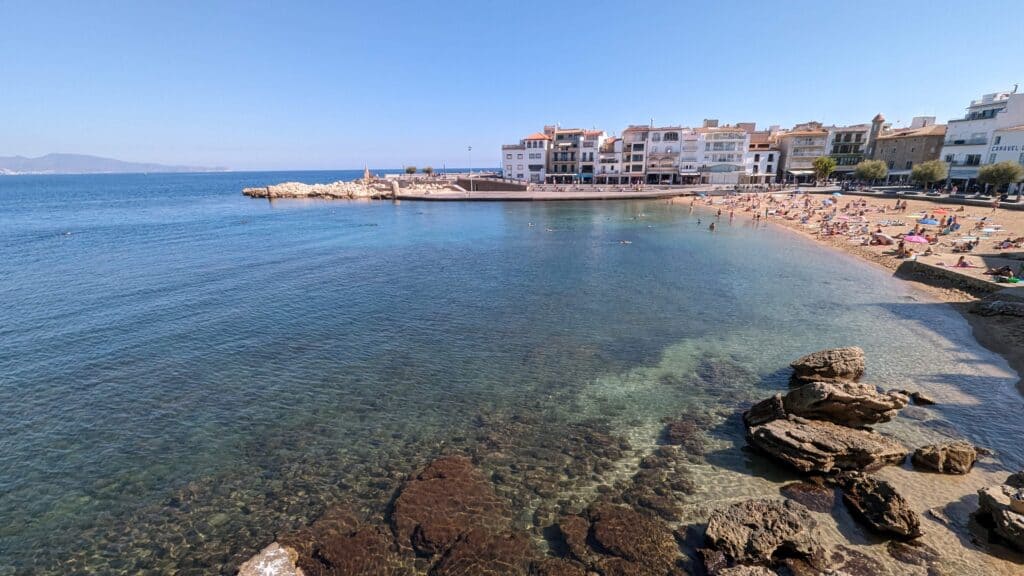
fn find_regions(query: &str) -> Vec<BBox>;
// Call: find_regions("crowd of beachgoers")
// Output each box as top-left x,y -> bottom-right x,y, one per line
689,191 -> 1024,286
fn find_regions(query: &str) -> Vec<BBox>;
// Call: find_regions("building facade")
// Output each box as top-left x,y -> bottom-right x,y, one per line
987,125 -> 1024,194
941,89 -> 1024,189
546,126 -> 585,183
696,120 -> 751,184
826,115 -> 886,179
744,125 -> 780,183
500,131 -> 550,182
871,117 -> 945,182
777,122 -> 829,183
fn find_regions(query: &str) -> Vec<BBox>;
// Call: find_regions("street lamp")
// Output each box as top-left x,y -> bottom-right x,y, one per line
467,145 -> 473,197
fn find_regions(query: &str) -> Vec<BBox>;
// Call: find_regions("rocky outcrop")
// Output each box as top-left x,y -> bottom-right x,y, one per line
238,542 -> 305,576
702,499 -> 822,570
972,300 -> 1024,317
789,347 -> 865,384
836,473 -> 922,540
390,455 -> 510,556
912,441 -> 978,474
746,416 -> 908,474
748,381 -> 907,428
554,505 -> 684,576
977,481 -> 1024,551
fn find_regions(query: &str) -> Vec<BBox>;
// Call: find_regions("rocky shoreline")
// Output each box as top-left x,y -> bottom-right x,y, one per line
240,347 -> 1024,575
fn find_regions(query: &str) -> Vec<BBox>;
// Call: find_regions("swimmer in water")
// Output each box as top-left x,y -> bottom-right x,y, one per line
709,222 -> 716,231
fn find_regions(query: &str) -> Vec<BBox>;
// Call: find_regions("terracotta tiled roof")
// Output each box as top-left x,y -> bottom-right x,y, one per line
524,132 -> 551,140
784,130 -> 828,137
877,124 -> 947,139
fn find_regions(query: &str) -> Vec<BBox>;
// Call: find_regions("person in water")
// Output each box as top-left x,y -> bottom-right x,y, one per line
709,222 -> 716,231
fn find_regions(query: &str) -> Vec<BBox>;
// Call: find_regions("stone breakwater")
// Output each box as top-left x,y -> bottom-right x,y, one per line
239,346 -> 1024,575
242,179 -> 460,199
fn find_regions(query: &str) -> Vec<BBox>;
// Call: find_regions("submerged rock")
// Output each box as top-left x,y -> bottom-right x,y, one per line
390,455 -> 511,557
977,483 -> 1024,551
789,347 -> 865,384
553,505 -> 684,575
779,481 -> 837,513
749,380 -> 907,428
429,528 -> 534,576
238,542 -> 305,576
279,507 -> 412,576
836,473 -> 922,540
746,416 -> 908,474
912,441 -> 978,475
703,499 -> 822,569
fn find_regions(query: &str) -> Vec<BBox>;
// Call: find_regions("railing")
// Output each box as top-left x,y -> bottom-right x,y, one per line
943,138 -> 988,146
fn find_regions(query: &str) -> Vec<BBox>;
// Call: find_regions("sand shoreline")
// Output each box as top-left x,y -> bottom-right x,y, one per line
685,193 -> 1024,393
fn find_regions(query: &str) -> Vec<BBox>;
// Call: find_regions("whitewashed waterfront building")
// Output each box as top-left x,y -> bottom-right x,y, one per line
500,131 -> 551,183
941,89 -> 1024,190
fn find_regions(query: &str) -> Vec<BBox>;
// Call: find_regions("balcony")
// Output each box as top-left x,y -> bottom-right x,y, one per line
943,138 -> 988,146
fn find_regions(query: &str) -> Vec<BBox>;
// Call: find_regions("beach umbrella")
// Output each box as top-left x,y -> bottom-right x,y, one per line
918,218 -> 939,225
832,192 -> 843,197
934,209 -> 948,214
904,235 -> 929,244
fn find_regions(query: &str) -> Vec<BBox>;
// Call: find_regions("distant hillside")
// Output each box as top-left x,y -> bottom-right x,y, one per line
0,153 -> 226,175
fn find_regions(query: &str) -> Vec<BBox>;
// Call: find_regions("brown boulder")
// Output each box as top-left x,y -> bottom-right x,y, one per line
390,456 -> 510,556
778,381 -> 907,428
836,473 -> 922,540
789,347 -> 865,384
977,483 -> 1024,551
530,558 -> 587,576
746,416 -> 908,474
911,441 -> 977,474
704,499 -> 821,568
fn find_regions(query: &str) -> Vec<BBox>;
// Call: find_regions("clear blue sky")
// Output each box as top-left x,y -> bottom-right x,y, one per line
2,0 -> 1022,171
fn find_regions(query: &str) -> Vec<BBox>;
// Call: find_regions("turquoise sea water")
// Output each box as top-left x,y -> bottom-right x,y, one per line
1,172 -> 1021,574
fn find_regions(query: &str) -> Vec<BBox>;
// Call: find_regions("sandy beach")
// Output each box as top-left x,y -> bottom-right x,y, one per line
678,192 -> 1024,394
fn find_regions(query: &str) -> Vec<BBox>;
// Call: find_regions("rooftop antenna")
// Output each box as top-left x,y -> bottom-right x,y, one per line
1013,83 -> 1019,94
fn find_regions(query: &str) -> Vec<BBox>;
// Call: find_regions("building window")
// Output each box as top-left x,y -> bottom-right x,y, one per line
505,164 -> 512,171
768,154 -> 774,161
651,133 -> 661,141
855,133 -> 862,142
505,154 -> 512,159
517,164 -> 523,170
994,136 -> 1002,145
966,154 -> 981,166
945,154 -> 955,163
905,161 -> 912,170
888,160 -> 894,169
754,154 -> 760,162
989,154 -> 997,164
517,154 -> 523,159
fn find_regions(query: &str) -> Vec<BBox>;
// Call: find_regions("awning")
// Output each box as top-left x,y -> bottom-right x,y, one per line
786,170 -> 814,175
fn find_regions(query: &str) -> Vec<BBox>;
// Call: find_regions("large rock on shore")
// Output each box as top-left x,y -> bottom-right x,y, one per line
390,455 -> 510,556
837,473 -> 922,540
747,381 -> 907,428
789,347 -> 865,384
746,416 -> 908,474
912,441 -> 978,474
703,499 -> 822,569
977,482 -> 1024,551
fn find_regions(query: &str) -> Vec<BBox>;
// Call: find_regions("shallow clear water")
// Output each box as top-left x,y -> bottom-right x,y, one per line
0,173 -> 1020,574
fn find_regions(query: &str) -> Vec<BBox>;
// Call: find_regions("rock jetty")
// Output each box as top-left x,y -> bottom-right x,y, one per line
242,178 -> 459,200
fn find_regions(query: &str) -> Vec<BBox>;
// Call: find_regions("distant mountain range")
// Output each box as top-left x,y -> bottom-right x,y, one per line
0,153 -> 226,175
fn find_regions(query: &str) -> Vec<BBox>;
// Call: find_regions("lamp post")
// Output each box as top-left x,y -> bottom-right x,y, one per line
467,145 -> 473,197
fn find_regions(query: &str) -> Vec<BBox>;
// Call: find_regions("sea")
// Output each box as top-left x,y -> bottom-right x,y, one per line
1,171 -> 1021,574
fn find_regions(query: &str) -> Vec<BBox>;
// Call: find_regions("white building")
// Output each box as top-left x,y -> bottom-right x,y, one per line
596,137 -> 625,184
645,126 -> 686,184
743,125 -> 780,183
579,130 -> 605,183
942,88 -> 1024,189
500,131 -> 550,183
988,125 -> 1024,193
696,120 -> 751,185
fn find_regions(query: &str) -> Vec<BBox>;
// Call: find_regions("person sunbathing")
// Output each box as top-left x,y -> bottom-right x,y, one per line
986,265 -> 1015,277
